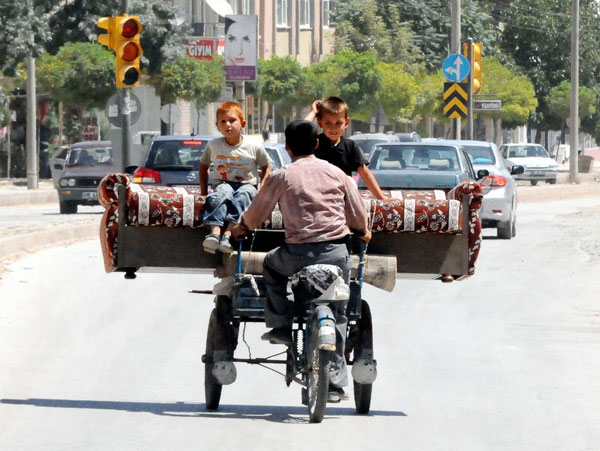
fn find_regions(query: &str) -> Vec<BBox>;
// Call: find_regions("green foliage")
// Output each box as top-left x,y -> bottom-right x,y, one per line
376,62 -> 419,123
413,70 -> 446,123
36,42 -> 115,110
256,56 -> 306,115
0,0 -> 188,76
478,57 -> 538,127
333,0 -> 423,71
546,81 -> 597,121
151,56 -> 225,110
305,50 -> 382,121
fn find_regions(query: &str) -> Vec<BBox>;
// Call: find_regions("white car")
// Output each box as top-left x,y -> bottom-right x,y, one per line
435,139 -> 524,240
499,143 -> 559,186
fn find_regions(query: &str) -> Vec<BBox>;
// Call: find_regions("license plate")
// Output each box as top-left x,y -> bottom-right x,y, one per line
531,170 -> 545,176
82,191 -> 97,199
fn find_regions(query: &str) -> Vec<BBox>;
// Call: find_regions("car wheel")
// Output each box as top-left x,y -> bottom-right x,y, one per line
547,179 -> 557,185
511,218 -> 516,238
530,180 -> 538,186
59,200 -> 78,214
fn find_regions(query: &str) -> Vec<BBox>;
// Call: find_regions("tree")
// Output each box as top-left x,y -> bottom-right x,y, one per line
257,56 -> 306,116
0,0 -> 188,76
37,42 -> 115,110
376,62 -> 419,126
150,56 -> 225,131
333,0 -> 424,71
36,42 -> 115,140
305,50 -> 382,121
477,56 -> 538,129
546,80 -> 597,143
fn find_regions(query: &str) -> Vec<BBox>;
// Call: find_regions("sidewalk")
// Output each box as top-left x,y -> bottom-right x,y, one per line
0,179 -> 99,265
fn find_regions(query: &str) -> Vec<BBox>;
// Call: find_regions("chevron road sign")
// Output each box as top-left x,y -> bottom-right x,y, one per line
443,82 -> 468,119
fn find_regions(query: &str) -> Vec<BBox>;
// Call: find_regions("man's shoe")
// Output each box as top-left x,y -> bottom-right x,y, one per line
327,385 -> 348,403
211,361 -> 237,385
261,328 -> 293,346
203,234 -> 220,254
218,236 -> 233,254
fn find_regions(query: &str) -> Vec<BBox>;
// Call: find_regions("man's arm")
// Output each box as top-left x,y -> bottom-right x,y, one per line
342,175 -> 371,243
232,172 -> 282,240
357,164 -> 386,200
199,163 -> 210,196
259,164 -> 272,189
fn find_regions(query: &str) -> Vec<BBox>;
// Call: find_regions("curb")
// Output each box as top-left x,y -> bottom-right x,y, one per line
0,221 -> 99,263
0,189 -> 58,207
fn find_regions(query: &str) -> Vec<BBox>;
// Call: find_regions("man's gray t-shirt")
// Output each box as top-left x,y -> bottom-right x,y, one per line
199,136 -> 271,185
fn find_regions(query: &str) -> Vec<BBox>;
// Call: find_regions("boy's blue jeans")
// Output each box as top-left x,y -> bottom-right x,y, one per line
202,181 -> 258,227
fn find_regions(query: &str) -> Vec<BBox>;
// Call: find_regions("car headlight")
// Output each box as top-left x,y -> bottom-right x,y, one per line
59,178 -> 68,187
68,178 -> 75,187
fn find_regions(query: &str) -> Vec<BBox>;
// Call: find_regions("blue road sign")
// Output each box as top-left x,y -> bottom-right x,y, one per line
442,54 -> 470,82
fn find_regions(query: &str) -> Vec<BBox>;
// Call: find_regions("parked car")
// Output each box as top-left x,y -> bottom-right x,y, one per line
49,145 -> 70,188
348,132 -> 399,158
440,139 -> 524,240
133,135 -> 218,185
359,142 -> 486,190
263,143 -> 291,170
395,132 -> 421,142
499,143 -> 559,185
56,141 -> 115,214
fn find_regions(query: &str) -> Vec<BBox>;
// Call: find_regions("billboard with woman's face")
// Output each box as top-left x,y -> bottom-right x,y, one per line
225,15 -> 257,81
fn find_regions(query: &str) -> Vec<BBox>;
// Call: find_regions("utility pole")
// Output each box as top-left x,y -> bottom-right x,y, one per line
451,0 -> 461,139
25,0 -> 38,189
569,0 -> 579,182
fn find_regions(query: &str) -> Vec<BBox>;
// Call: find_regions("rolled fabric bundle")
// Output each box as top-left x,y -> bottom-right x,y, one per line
97,173 -> 131,208
215,252 -> 397,292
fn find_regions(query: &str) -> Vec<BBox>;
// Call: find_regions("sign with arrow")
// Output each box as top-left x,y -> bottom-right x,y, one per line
442,54 -> 470,82
443,82 -> 468,119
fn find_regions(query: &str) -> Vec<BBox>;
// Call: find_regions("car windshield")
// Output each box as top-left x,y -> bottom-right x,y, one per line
354,139 -> 386,156
265,147 -> 285,169
146,139 -> 208,170
66,146 -> 113,167
369,145 -> 460,171
507,145 -> 549,158
462,145 -> 496,165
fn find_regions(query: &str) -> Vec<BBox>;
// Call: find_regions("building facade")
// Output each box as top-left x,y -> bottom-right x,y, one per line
170,0 -> 337,135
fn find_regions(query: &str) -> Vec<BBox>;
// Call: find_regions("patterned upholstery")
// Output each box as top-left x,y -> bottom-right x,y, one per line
97,174 -> 483,278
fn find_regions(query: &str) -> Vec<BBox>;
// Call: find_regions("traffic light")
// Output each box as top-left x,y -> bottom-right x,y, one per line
115,16 -> 142,87
463,42 -> 482,94
97,15 -> 143,88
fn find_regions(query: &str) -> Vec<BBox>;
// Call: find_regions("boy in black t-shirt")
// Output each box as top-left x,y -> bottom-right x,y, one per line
304,96 -> 386,200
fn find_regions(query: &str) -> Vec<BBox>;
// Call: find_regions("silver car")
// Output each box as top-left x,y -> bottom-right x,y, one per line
348,132 -> 399,158
442,139 -> 524,239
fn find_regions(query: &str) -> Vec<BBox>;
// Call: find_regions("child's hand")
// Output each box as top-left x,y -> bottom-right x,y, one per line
311,100 -> 322,115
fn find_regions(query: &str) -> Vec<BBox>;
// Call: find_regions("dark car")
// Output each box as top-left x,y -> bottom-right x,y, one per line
57,141 -> 115,214
359,142 -> 486,190
133,135 -> 218,185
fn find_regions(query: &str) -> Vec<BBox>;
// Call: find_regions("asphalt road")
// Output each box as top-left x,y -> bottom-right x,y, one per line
1,195 -> 600,450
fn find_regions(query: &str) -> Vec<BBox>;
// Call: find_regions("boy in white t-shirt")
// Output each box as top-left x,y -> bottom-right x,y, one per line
199,101 -> 272,253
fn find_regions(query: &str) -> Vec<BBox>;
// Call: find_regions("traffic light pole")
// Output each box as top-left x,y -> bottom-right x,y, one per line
466,38 -> 474,140
451,0 -> 461,139
120,0 -> 131,172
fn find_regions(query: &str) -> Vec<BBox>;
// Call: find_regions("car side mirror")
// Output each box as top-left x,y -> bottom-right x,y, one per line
53,163 -> 64,170
124,165 -> 138,175
477,169 -> 489,180
511,165 -> 524,175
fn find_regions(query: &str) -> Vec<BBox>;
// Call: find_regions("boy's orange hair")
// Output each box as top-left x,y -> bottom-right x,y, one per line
217,101 -> 245,121
318,96 -> 348,118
